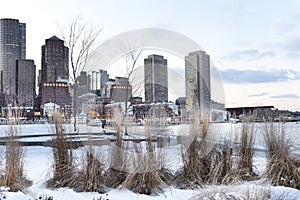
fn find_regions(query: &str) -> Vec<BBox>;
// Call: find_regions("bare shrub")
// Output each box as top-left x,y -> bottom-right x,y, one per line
47,112 -> 79,188
174,113 -> 211,189
121,157 -> 166,194
104,108 -> 127,188
78,143 -> 106,193
120,123 -> 167,195
206,140 -> 236,185
3,125 -> 24,191
159,160 -> 174,186
263,122 -> 300,189
174,113 -> 242,188
237,116 -> 257,180
0,111 -> 30,191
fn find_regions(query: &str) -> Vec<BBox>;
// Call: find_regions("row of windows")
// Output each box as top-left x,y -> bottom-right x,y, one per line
43,83 -> 67,87
112,85 -> 132,89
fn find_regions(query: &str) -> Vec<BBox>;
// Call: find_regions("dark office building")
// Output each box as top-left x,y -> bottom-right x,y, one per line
41,36 -> 69,83
144,54 -> 168,103
16,59 -> 36,107
110,77 -> 132,102
40,36 -> 70,109
41,82 -> 71,109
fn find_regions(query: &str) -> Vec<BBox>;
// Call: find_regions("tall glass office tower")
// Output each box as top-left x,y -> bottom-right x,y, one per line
0,18 -> 26,104
185,50 -> 211,121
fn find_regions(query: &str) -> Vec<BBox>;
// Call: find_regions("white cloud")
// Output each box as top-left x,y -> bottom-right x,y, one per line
219,68 -> 300,84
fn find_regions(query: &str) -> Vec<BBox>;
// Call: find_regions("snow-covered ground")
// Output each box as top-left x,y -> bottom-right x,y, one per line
0,123 -> 299,200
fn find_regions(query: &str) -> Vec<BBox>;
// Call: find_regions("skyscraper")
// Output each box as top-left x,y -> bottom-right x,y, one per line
0,18 -> 26,104
40,36 -> 70,109
144,54 -> 168,103
41,36 -> 69,83
185,50 -> 211,121
16,59 -> 36,107
100,70 -> 109,93
90,71 -> 98,91
76,71 -> 90,97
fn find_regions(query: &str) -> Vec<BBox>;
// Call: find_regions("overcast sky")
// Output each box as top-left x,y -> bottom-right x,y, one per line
1,0 -> 300,110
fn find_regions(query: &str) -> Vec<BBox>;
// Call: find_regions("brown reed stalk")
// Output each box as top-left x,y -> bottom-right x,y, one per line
1,111 -> 30,191
104,108 -> 127,188
47,112 -> 78,188
237,116 -> 257,180
81,148 -> 105,193
174,113 -> 210,189
263,122 -> 300,189
120,116 -> 167,195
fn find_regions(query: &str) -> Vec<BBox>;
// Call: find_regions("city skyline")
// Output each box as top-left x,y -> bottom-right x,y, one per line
1,1 -> 300,110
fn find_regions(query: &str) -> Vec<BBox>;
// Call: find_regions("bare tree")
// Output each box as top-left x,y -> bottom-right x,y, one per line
123,47 -> 143,135
109,47 -> 144,134
104,48 -> 144,187
59,16 -> 101,131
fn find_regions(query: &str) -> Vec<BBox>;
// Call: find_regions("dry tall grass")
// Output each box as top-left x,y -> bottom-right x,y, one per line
47,112 -> 78,188
174,113 -> 211,188
174,113 -> 260,188
77,129 -> 106,193
0,112 -> 29,191
80,148 -> 105,193
206,140 -> 235,185
104,108 -> 127,188
237,117 -> 257,180
120,121 -> 167,194
263,122 -> 300,189
48,113 -> 107,193
120,153 -> 167,194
